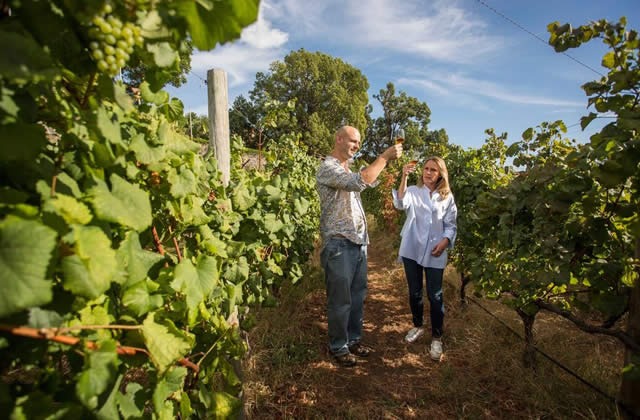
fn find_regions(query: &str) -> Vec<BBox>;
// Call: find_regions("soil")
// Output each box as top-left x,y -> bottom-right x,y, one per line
245,230 -> 623,419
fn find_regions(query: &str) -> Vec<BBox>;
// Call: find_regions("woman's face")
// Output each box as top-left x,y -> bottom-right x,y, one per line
422,160 -> 441,190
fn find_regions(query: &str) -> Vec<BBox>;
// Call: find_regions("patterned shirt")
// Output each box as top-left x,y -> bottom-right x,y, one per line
316,156 -> 377,250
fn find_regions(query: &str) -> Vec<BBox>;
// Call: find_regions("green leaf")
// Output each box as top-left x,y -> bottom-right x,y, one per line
129,133 -> 166,165
168,167 -> 198,198
0,216 -> 57,318
580,113 -> 598,130
76,340 -> 120,410
170,255 -> 219,310
116,383 -> 146,419
225,256 -> 249,284
263,185 -> 282,203
142,313 -> 194,374
122,280 -> 163,316
199,225 -> 229,257
212,391 -> 241,419
0,29 -> 59,85
263,213 -> 284,233
152,366 -> 187,414
148,42 -> 179,67
28,307 -> 63,328
44,193 -> 93,225
601,51 -> 615,68
117,231 -> 165,287
61,225 -> 118,299
96,374 -> 123,420
96,105 -> 123,147
89,174 -> 152,231
174,0 -> 260,50
140,81 -> 169,105
180,391 -> 193,419
162,97 -> 185,122
232,183 -> 256,212
0,123 -> 46,162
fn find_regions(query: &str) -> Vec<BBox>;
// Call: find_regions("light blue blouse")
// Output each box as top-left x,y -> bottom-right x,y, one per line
392,185 -> 458,269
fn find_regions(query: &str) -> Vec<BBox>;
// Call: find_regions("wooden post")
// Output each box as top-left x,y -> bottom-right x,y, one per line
207,69 -> 230,187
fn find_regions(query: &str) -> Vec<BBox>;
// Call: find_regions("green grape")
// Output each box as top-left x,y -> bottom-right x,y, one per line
89,41 -> 99,50
92,49 -> 104,60
111,26 -> 121,37
93,16 -> 106,27
116,58 -> 126,68
103,3 -> 113,14
107,15 -> 122,28
109,63 -> 118,74
116,40 -> 128,50
125,45 -> 134,54
104,45 -> 115,55
115,49 -> 128,60
135,35 -> 144,46
105,34 -> 116,45
97,60 -> 108,71
121,26 -> 133,38
105,55 -> 116,65
125,36 -> 135,47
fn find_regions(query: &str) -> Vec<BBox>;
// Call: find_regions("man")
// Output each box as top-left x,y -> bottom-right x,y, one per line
316,125 -> 402,367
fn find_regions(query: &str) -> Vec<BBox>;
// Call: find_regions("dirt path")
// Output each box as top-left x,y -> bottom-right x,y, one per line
245,230 -> 622,419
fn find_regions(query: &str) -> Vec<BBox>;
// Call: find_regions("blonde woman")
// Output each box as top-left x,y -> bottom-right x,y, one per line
392,156 -> 457,361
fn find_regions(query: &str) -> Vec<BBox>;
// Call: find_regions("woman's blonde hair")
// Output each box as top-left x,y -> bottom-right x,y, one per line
417,156 -> 451,199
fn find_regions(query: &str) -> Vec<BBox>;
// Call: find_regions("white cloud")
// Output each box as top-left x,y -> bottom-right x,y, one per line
400,72 -> 584,107
190,5 -> 289,88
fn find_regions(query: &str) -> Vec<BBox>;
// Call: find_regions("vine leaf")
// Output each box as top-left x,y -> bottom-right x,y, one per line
89,174 -> 152,231
168,167 -> 198,198
152,366 -> 187,414
148,42 -> 179,68
116,383 -> 146,418
76,340 -> 120,410
142,313 -> 194,374
0,29 -> 59,85
0,123 -> 46,162
129,133 -> 166,165
116,231 -> 165,287
61,225 -> 118,299
43,193 -> 93,225
0,216 -> 57,317
171,255 -> 219,312
174,0 -> 260,50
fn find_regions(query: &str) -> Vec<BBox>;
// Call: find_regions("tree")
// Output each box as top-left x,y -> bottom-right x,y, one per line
360,82 -> 434,161
249,49 -> 369,154
229,95 -> 261,148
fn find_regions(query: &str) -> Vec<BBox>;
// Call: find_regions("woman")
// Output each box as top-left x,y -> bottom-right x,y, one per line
392,156 -> 457,361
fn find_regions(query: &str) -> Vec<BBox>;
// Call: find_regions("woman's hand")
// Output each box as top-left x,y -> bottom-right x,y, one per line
431,238 -> 450,257
402,163 -> 417,177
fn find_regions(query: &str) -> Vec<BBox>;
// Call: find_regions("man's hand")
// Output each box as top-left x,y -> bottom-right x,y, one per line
431,238 -> 450,257
381,144 -> 403,161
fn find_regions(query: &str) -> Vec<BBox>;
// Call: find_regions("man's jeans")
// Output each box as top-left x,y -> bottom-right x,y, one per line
321,238 -> 368,356
402,257 -> 444,338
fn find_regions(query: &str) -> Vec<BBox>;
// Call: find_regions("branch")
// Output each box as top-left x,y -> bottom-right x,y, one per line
0,323 -> 199,373
534,300 -> 640,352
81,73 -> 97,108
152,225 -> 165,255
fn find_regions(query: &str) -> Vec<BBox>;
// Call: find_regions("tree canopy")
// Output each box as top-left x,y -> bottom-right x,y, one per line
248,49 -> 370,154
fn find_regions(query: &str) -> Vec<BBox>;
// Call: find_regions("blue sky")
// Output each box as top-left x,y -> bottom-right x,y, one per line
166,0 -> 640,150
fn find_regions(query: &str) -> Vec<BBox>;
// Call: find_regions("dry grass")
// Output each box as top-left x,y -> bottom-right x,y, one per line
243,219 -> 624,419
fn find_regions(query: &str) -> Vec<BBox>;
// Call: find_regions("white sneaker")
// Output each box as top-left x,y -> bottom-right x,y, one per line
429,339 -> 443,361
404,327 -> 424,343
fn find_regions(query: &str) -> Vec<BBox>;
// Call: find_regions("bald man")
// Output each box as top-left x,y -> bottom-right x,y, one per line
316,125 -> 402,367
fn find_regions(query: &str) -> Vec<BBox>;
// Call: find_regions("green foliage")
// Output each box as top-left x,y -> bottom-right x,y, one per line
249,48 -> 370,154
361,82 -> 434,161
0,1 -> 321,418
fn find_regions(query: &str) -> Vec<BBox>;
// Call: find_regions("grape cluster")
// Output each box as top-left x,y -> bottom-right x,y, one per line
87,3 -> 144,76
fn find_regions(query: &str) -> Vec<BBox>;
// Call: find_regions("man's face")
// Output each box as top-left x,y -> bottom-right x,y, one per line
338,129 -> 361,158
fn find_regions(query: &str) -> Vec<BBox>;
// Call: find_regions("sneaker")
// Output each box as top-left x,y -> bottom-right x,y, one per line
348,343 -> 372,357
429,339 -> 443,361
333,352 -> 357,367
404,327 -> 425,343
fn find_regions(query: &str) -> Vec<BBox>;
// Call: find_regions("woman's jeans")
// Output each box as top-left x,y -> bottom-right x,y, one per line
402,257 -> 444,338
321,238 -> 368,356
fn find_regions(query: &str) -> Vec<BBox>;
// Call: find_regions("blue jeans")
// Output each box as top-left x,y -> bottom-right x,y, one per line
402,257 -> 444,338
321,238 -> 368,356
